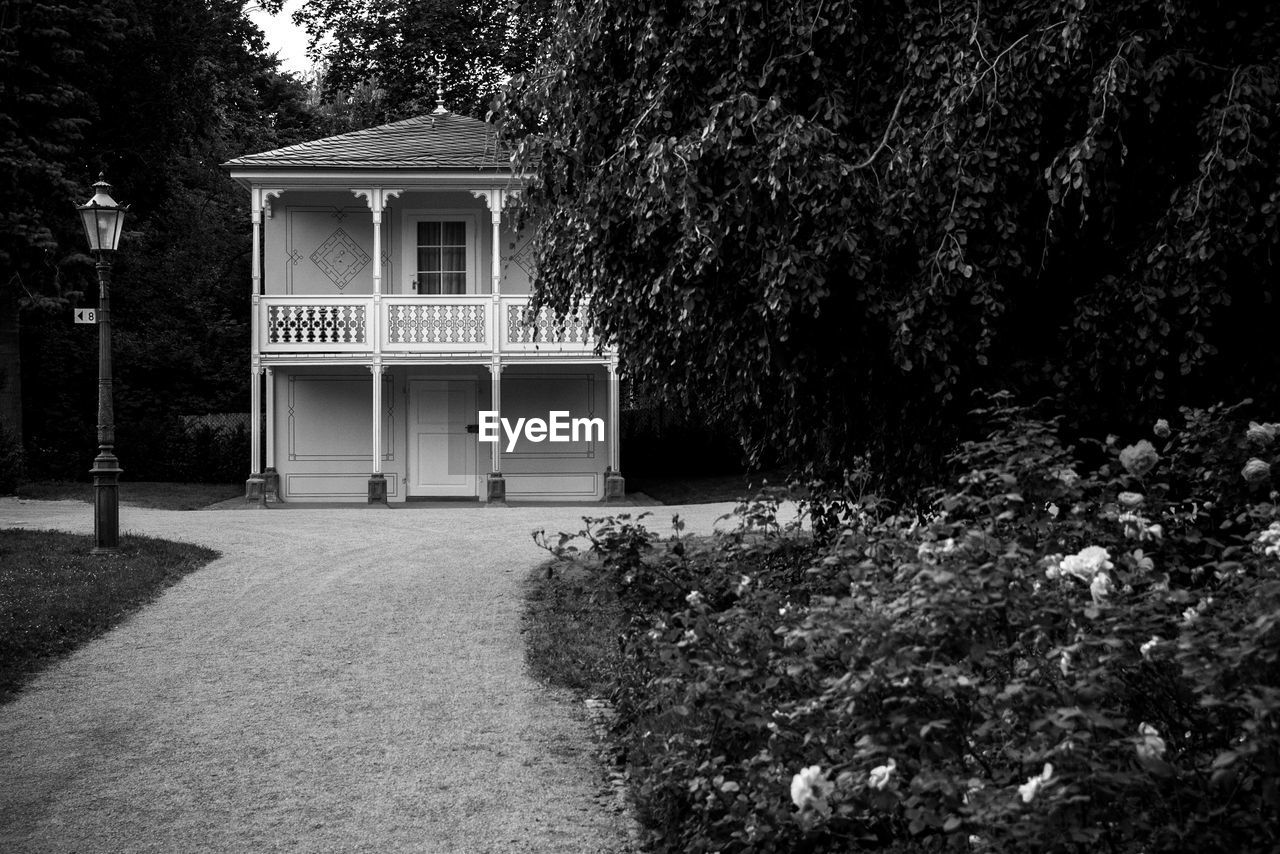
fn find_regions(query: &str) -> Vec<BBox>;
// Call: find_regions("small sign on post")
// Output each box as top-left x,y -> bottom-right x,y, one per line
74,308 -> 96,324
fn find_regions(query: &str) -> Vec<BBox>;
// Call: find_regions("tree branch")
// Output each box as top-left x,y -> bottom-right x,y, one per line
853,86 -> 908,170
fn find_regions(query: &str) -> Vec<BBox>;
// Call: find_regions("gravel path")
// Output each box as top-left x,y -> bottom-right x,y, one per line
0,498 -> 735,853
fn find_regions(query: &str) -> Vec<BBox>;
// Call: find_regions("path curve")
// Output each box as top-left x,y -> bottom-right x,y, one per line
0,499 -> 735,853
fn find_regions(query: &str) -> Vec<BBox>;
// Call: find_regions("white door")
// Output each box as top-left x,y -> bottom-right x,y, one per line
408,378 -> 478,497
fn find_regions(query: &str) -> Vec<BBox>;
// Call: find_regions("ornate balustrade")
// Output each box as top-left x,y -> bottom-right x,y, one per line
261,298 -> 369,352
383,298 -> 489,352
257,294 -> 596,357
499,296 -> 594,353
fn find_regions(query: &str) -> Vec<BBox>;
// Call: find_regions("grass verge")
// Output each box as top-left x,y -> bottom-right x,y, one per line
522,559 -> 625,699
13,481 -> 241,510
0,529 -> 219,704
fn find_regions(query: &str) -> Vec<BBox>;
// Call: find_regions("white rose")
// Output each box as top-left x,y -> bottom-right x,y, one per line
1017,763 -> 1053,803
790,765 -> 832,811
1090,572 -> 1114,604
1136,723 -> 1166,760
867,758 -> 897,791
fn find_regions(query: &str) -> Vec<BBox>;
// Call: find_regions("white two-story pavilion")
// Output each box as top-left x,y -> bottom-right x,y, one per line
224,107 -> 622,504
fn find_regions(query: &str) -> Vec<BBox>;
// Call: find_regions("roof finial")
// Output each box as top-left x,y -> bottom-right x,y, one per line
433,52 -> 447,114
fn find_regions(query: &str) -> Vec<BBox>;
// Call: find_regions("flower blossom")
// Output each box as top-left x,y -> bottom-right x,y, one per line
1153,419 -> 1171,439
1182,595 -> 1215,626
1242,458 -> 1271,484
1119,440 -> 1160,477
790,765 -> 833,812
1140,636 -> 1161,659
735,574 -> 752,595
1090,572 -> 1114,604
1058,546 -> 1113,583
1246,421 -> 1278,446
1136,723 -> 1167,760
1118,491 -> 1145,508
867,758 -> 896,790
1059,649 -> 1072,676
1018,763 -> 1054,803
917,538 -> 957,564
685,590 -> 704,607
1255,522 -> 1280,558
1119,512 -> 1163,541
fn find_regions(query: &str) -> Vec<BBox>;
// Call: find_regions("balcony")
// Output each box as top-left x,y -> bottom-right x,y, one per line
258,295 -> 599,359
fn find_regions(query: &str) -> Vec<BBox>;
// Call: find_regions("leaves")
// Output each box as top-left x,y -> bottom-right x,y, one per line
499,0 -> 1280,488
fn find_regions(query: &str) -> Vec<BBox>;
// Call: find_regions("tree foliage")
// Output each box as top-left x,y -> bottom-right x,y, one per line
294,0 -> 552,121
4,0 -> 318,479
501,0 -> 1280,485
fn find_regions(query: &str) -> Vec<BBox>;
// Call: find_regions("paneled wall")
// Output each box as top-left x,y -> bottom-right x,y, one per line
269,363 -> 609,502
261,189 -> 537,296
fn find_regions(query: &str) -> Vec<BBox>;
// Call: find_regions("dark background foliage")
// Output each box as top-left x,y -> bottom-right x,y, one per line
500,0 -> 1280,493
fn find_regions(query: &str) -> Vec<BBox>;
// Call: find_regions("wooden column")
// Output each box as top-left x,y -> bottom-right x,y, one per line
262,366 -> 280,503
246,189 -> 263,497
604,356 -> 625,502
246,363 -> 263,500
353,188 -> 399,504
353,187 -> 402,296
264,367 -> 276,470
368,362 -> 387,503
486,356 -> 505,504
246,188 -> 279,502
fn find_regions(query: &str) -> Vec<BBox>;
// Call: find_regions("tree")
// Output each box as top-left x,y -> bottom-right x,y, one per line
499,0 -> 1280,487
293,0 -> 552,122
0,0 -> 122,443
11,0 -> 318,480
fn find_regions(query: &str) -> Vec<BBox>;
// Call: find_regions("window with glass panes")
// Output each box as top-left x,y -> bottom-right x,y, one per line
414,221 -> 468,294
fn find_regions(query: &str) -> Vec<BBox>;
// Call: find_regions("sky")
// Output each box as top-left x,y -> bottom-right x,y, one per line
246,0 -> 312,77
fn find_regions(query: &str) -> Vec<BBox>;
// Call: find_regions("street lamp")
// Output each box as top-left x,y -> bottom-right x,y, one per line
76,175 -> 127,553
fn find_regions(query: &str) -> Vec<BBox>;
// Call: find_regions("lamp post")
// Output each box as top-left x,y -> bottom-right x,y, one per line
76,175 -> 127,553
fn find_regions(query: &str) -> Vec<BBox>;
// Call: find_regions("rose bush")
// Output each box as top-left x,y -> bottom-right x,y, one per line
540,397 -> 1280,852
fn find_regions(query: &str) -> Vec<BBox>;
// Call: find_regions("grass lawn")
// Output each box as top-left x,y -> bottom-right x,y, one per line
13,481 -> 241,510
522,559 -> 623,699
0,529 -> 219,704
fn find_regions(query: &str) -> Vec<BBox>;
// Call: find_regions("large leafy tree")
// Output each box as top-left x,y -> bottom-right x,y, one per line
293,0 -> 552,122
0,0 -> 121,442
10,0 -> 317,479
500,0 -> 1280,484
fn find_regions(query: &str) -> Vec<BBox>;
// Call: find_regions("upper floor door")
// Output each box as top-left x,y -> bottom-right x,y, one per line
401,212 -> 479,295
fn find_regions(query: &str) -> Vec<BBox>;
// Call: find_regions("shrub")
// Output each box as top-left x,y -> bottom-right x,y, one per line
541,396 -> 1280,852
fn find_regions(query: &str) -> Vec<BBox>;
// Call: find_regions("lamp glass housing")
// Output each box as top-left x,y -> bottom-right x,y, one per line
77,178 -> 126,252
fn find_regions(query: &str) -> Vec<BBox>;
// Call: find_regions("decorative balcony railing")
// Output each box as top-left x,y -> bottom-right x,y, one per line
257,294 -> 596,356
264,299 -> 368,352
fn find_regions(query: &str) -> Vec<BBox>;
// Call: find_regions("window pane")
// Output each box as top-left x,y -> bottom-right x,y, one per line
440,246 -> 466,272
442,273 -> 466,294
441,221 -> 466,245
421,273 -> 442,294
418,248 -> 440,272
418,221 -> 440,246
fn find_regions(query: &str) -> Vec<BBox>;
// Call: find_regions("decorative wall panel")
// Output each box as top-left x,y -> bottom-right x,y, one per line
309,228 -> 370,291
